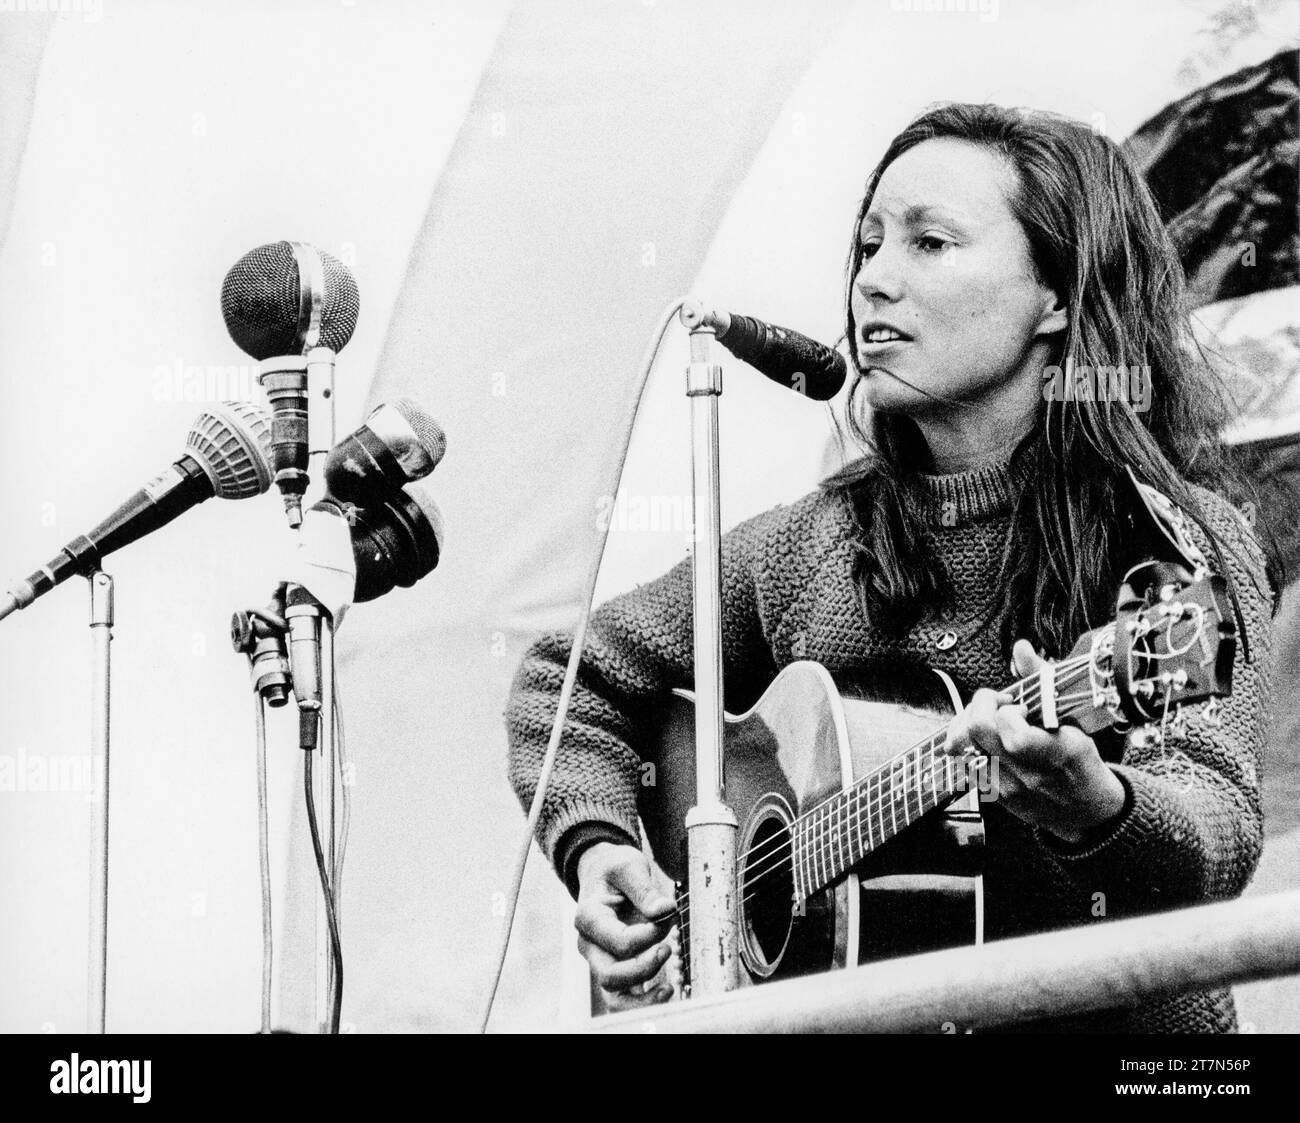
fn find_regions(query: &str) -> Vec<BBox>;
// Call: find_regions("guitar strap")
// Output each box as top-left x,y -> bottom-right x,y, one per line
1121,465 -> 1210,577
929,666 -> 984,948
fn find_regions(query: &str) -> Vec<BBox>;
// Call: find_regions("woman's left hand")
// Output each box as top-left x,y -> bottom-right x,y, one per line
942,639 -> 1127,844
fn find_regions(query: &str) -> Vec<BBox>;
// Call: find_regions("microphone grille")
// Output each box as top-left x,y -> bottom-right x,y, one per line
186,401 -> 274,499
389,398 -> 447,467
221,241 -> 360,360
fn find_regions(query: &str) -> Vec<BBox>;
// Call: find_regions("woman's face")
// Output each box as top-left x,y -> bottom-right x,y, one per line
850,137 -> 1065,419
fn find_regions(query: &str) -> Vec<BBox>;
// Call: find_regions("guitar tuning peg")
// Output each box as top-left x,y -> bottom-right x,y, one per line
1201,697 -> 1223,728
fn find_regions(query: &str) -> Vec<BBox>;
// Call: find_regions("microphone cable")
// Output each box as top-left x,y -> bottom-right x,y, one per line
245,608 -> 351,1034
477,299 -> 685,1033
303,714 -> 344,1035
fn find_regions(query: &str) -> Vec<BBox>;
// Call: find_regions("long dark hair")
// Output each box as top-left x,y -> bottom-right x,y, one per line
824,102 -> 1274,659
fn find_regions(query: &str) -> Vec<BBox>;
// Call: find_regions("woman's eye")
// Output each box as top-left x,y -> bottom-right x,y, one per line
917,234 -> 952,253
859,241 -> 880,259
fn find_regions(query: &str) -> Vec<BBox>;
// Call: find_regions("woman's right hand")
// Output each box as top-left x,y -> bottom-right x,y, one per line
574,841 -> 679,1011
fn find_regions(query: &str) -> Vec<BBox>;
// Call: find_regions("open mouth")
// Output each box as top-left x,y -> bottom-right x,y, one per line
860,327 -> 912,345
858,331 -> 912,361
858,322 -> 914,359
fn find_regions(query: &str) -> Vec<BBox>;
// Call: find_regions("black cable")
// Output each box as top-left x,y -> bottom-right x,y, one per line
303,738 -> 343,1034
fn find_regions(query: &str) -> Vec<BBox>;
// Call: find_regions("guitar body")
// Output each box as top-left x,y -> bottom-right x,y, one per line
639,660 -> 985,987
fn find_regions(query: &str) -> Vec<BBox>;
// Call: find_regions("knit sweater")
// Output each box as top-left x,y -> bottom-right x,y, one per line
505,454 -> 1274,1033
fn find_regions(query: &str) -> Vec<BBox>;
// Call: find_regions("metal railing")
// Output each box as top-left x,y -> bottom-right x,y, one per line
589,889 -> 1300,1033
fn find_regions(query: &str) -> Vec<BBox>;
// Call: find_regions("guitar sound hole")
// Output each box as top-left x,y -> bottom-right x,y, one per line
740,811 -> 795,976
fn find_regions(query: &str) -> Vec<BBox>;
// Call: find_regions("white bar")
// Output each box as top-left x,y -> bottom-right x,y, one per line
591,890 -> 1300,1034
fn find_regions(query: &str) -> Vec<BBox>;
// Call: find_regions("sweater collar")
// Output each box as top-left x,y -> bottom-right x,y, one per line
911,445 -> 1035,525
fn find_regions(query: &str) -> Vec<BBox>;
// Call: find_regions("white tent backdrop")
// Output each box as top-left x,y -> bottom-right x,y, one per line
0,0 -> 511,1032
0,0 -> 1295,1033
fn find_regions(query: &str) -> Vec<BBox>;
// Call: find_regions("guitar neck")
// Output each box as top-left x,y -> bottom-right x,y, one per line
792,659 -> 1092,900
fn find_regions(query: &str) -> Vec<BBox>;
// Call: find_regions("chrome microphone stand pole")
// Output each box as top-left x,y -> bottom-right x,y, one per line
271,239 -> 343,1033
303,344 -> 339,1034
86,569 -> 114,1033
678,302 -> 740,996
260,239 -> 343,1033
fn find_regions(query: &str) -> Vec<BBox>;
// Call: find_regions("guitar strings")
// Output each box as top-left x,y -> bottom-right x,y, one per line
726,689 -> 1101,902
675,686 -> 1101,933
675,662 -> 1094,918
719,654 -> 1096,893
667,655 -> 1098,926
700,687 -> 1103,926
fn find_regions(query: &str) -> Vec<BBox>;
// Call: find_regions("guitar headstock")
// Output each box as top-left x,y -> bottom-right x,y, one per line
1062,569 -> 1236,736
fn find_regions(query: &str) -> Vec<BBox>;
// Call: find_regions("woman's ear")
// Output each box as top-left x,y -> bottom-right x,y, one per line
1036,288 -> 1068,337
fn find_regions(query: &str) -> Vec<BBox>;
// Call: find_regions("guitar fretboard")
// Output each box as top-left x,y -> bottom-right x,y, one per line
790,661 -> 1091,900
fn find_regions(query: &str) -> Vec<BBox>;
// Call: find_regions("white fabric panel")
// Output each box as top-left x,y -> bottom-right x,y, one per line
0,0 -> 507,1032
0,14 -> 51,253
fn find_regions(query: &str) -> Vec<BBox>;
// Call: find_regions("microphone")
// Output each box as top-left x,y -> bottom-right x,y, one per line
341,482 -> 445,604
282,400 -> 448,621
323,399 -> 447,504
221,241 -> 360,527
680,300 -> 847,401
0,402 -> 273,623
294,482 -> 445,616
221,240 -> 359,362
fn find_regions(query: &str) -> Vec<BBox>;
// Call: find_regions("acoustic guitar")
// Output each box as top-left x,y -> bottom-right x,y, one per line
637,564 -> 1236,995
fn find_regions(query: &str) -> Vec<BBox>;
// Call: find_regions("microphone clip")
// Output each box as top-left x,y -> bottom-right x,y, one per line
230,586 -> 292,708
230,583 -> 328,753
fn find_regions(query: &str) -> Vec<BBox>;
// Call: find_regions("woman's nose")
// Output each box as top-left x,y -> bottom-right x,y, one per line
855,243 -> 903,303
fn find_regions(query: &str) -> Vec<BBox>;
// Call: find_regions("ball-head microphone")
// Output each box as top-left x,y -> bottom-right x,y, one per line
221,240 -> 360,527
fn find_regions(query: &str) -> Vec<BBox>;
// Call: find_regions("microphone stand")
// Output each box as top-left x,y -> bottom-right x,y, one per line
305,343 -> 339,1035
231,592 -> 291,1033
255,334 -> 341,1033
301,344 -> 339,1034
86,569 -> 114,1033
679,305 -> 740,996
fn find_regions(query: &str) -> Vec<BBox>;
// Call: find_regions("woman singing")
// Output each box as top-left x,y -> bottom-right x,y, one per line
506,102 -> 1278,1032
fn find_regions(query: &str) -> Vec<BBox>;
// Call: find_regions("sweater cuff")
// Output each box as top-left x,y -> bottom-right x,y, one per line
555,823 -> 640,899
1036,765 -> 1209,906
1037,768 -> 1135,858
538,796 -> 640,881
